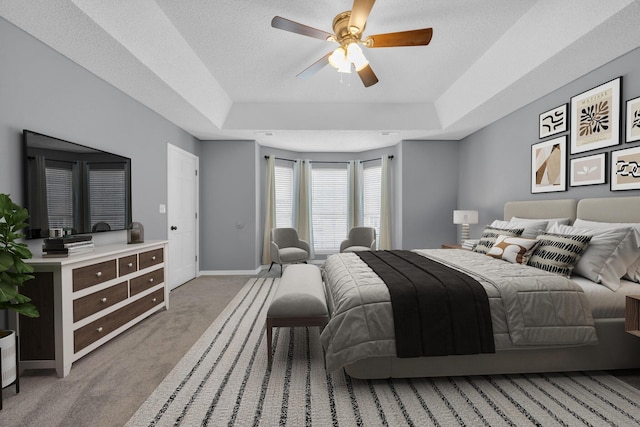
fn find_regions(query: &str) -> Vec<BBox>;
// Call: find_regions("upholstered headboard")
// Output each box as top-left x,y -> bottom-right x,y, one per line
577,196 -> 640,223
504,199 -> 577,222
503,196 -> 640,224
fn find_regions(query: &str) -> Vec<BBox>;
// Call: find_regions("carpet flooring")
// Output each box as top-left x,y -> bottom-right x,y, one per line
3,270 -> 640,426
127,277 -> 640,426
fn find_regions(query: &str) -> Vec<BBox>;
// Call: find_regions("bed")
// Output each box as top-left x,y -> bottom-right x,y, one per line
320,196 -> 640,379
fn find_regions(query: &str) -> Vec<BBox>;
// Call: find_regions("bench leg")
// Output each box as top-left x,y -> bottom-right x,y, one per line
266,319 -> 273,369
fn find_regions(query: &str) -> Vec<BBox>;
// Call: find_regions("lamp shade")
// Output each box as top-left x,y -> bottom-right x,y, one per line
453,210 -> 478,225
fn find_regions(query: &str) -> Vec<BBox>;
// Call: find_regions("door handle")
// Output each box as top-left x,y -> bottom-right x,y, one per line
170,226 -> 177,230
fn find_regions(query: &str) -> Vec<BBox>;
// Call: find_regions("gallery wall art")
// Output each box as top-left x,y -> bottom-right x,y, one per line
626,96 -> 640,143
532,136 -> 566,193
539,104 -> 567,139
570,153 -> 606,187
611,146 -> 640,191
570,77 -> 621,154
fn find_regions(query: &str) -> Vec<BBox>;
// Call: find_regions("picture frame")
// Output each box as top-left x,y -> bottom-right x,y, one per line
570,153 -> 606,187
531,135 -> 567,193
626,95 -> 640,143
570,76 -> 621,154
539,104 -> 567,139
611,145 -> 640,191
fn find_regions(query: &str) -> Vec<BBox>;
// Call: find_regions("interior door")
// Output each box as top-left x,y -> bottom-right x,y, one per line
167,143 -> 198,290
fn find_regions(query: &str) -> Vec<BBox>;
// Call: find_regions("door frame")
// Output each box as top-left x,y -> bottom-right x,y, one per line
167,143 -> 199,288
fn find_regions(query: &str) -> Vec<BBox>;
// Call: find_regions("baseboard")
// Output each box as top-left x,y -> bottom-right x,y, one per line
199,267 -> 262,276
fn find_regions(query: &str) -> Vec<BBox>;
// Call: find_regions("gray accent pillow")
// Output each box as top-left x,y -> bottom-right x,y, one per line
527,232 -> 592,278
473,226 -> 524,254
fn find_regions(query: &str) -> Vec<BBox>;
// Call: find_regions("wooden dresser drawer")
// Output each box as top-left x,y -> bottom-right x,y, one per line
139,248 -> 163,270
74,288 -> 164,353
73,281 -> 128,322
118,254 -> 138,276
130,268 -> 164,296
72,260 -> 117,292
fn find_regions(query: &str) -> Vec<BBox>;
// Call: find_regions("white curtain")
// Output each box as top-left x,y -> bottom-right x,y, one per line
294,159 -> 314,258
379,156 -> 393,249
347,160 -> 363,230
262,155 -> 276,265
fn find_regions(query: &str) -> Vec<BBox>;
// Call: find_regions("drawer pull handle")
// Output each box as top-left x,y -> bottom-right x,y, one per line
97,327 -> 104,333
101,297 -> 107,303
96,271 -> 102,278
151,256 -> 157,261
148,278 -> 154,283
128,262 -> 133,268
152,298 -> 157,302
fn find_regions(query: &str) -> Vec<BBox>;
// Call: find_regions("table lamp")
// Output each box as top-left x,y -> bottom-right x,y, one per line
453,210 -> 478,243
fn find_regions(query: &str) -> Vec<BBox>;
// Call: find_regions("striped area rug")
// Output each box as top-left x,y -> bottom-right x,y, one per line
127,277 -> 640,426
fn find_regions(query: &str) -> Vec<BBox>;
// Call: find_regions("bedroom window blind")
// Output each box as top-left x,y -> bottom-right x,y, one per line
312,167 -> 348,252
274,165 -> 293,228
363,164 -> 381,249
45,165 -> 75,229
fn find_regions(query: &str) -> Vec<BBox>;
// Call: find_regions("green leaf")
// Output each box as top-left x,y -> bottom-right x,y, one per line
0,301 -> 39,318
0,252 -> 12,272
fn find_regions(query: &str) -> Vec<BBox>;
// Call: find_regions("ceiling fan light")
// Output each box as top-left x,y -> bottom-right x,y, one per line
347,43 -> 369,71
329,46 -> 351,73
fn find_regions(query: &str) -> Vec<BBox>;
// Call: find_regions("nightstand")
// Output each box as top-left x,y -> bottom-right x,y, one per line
441,244 -> 463,249
625,295 -> 640,337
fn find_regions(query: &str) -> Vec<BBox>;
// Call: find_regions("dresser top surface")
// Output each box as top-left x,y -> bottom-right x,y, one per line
27,240 -> 167,265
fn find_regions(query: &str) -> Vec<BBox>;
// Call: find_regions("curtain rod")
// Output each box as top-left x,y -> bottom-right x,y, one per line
264,155 -> 393,164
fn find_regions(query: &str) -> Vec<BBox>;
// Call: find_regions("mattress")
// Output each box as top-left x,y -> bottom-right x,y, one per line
571,275 -> 640,319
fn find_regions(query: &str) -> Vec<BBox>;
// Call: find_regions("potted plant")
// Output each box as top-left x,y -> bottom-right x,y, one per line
0,193 -> 39,403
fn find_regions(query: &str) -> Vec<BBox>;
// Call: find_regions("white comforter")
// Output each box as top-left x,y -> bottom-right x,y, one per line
320,249 -> 598,373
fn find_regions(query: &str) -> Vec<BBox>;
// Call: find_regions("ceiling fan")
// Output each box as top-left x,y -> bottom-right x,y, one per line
271,0 -> 433,88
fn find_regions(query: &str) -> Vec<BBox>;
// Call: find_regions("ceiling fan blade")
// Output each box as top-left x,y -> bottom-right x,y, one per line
357,64 -> 378,87
349,0 -> 376,34
365,28 -> 433,48
296,52 -> 332,79
271,16 -> 334,41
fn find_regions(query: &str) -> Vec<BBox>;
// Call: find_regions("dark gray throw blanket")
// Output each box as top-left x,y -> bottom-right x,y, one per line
355,250 -> 495,358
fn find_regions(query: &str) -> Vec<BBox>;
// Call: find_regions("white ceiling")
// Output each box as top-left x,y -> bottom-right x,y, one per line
2,0 -> 640,152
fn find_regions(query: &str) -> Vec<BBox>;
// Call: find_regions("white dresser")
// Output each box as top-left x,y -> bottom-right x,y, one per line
15,241 -> 169,377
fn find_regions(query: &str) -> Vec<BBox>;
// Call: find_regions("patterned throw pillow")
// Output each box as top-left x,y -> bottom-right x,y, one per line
527,232 -> 592,277
472,226 -> 525,254
486,235 -> 540,264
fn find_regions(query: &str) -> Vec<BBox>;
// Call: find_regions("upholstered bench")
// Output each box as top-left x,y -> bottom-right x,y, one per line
266,264 -> 328,367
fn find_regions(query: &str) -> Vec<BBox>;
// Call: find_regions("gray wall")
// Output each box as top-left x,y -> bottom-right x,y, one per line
199,140 -> 259,271
398,140 -> 459,249
0,17 -> 199,328
0,17 -> 200,248
458,46 -> 640,239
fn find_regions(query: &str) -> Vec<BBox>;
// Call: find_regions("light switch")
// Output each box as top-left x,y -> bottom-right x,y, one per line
159,204 -> 166,214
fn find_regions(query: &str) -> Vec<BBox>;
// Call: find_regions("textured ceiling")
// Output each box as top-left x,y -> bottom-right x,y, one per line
2,0 -> 640,152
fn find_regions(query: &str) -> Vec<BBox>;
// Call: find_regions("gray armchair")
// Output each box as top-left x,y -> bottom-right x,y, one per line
269,228 -> 310,275
340,227 -> 376,253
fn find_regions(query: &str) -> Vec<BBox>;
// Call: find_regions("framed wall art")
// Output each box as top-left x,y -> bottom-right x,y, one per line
626,95 -> 640,143
570,153 -> 606,187
539,104 -> 567,139
531,135 -> 566,193
570,76 -> 621,154
611,145 -> 640,191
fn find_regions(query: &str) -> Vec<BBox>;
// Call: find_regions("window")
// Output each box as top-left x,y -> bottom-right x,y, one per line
363,164 -> 382,249
274,164 -> 293,228
312,167 -> 348,252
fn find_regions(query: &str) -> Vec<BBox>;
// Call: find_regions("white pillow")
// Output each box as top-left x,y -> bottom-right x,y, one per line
510,216 -> 571,230
548,223 -> 640,290
486,235 -> 539,264
491,218 -> 549,239
573,219 -> 640,284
